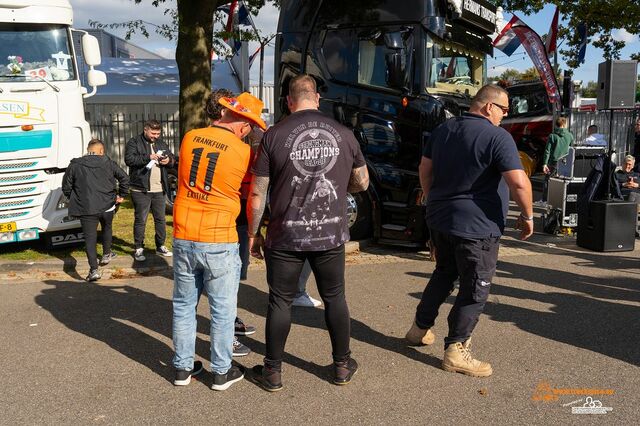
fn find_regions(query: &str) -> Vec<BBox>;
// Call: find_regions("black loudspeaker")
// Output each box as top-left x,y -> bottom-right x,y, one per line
596,60 -> 638,109
577,200 -> 636,252
574,146 -> 607,178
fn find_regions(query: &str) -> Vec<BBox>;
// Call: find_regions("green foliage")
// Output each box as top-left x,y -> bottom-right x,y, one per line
492,1 -> 640,69
497,68 -> 521,81
90,0 -> 277,58
520,67 -> 540,80
581,80 -> 598,98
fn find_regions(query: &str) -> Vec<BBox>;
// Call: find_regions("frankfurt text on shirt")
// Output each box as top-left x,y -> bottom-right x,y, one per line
192,136 -> 229,151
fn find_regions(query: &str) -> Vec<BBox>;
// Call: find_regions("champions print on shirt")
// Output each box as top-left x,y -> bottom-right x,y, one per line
284,120 -> 344,248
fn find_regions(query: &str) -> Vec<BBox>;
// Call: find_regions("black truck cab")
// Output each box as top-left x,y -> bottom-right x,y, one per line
274,0 -> 497,246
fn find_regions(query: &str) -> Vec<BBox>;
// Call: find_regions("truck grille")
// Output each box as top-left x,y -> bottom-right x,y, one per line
0,174 -> 37,184
0,210 -> 29,220
0,161 -> 38,170
0,199 -> 33,208
0,186 -> 36,196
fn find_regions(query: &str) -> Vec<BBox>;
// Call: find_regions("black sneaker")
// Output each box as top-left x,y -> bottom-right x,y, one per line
333,357 -> 358,385
100,252 -> 117,266
233,336 -> 251,357
251,365 -> 283,392
234,317 -> 256,336
211,365 -> 245,391
156,246 -> 173,257
85,269 -> 101,282
173,360 -> 204,386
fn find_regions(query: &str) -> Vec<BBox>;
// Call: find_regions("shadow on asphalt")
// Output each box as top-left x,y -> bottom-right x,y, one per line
405,248 -> 640,367
35,277 -> 441,385
37,281 -> 178,383
231,282 -> 442,371
490,258 -> 640,367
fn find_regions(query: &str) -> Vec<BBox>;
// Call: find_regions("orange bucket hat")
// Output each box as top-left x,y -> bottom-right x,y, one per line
218,92 -> 267,130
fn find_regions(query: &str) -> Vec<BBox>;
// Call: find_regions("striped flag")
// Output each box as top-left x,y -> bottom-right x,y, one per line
545,6 -> 559,55
492,16 -> 524,56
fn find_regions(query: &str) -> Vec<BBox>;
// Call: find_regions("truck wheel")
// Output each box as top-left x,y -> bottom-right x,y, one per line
165,169 -> 178,214
347,192 -> 372,240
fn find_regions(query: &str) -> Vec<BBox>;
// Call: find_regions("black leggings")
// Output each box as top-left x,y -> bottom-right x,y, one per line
264,245 -> 350,366
80,211 -> 115,270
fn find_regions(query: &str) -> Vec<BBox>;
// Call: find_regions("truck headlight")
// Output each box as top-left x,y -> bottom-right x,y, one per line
56,194 -> 69,210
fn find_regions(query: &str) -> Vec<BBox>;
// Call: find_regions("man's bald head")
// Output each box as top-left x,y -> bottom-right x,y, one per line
469,85 -> 510,126
470,85 -> 509,110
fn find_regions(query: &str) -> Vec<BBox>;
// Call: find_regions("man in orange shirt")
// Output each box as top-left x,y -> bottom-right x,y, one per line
172,92 -> 266,391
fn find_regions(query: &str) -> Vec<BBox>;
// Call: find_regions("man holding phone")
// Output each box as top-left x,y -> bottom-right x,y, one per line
125,119 -> 176,261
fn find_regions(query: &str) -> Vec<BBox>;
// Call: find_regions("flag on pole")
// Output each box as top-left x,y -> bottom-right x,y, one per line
224,1 -> 238,34
509,15 -> 562,106
492,15 -> 524,56
249,44 -> 261,69
577,23 -> 587,64
237,3 -> 253,26
545,6 -> 559,55
219,1 -> 253,28
221,1 -> 241,53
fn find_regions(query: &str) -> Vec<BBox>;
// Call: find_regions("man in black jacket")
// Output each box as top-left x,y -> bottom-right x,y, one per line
62,139 -> 130,281
124,119 -> 176,261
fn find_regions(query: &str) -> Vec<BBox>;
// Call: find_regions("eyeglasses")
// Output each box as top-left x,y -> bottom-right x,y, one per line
490,102 -> 509,114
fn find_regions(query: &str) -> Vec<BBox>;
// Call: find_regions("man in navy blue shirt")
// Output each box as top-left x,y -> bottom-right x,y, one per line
405,85 -> 533,377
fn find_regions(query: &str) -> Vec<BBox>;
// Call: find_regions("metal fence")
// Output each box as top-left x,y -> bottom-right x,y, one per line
91,108 -> 640,169
569,109 -> 638,163
89,113 -> 181,169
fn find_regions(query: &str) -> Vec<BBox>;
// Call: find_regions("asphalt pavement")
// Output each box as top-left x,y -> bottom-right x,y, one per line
1,223 -> 638,424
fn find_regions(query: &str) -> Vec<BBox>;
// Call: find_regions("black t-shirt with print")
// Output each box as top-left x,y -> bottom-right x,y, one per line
252,109 -> 366,251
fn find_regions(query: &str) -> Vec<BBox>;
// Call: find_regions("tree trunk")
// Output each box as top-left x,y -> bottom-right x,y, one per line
176,0 -> 218,138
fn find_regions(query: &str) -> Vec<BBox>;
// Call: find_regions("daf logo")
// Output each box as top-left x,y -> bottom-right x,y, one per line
51,232 -> 84,246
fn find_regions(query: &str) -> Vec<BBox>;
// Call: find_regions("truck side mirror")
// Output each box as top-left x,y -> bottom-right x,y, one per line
82,34 -> 102,66
385,52 -> 407,90
87,69 -> 107,87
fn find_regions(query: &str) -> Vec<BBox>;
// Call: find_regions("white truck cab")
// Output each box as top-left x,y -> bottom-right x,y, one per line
0,0 -> 105,247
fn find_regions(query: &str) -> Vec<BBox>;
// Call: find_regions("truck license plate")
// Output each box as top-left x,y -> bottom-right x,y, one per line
0,222 -> 17,233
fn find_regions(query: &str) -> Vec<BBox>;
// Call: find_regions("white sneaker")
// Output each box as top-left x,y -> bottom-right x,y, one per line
134,248 -> 146,262
292,293 -> 322,307
156,246 -> 173,257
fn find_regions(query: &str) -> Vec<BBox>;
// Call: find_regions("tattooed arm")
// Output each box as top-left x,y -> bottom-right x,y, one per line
347,165 -> 369,193
247,175 -> 270,259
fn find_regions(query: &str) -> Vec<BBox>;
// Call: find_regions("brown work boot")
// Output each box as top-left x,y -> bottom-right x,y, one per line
405,322 -> 435,346
442,342 -> 493,377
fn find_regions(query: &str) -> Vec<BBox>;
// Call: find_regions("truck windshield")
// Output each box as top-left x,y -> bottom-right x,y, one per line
0,23 -> 75,82
357,28 -> 413,90
424,33 -> 483,97
507,84 -> 552,118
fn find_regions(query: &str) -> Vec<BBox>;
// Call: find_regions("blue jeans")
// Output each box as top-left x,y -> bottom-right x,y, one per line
172,238 -> 240,374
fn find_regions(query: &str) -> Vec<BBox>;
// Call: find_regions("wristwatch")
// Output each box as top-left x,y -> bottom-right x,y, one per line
519,213 -> 534,221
